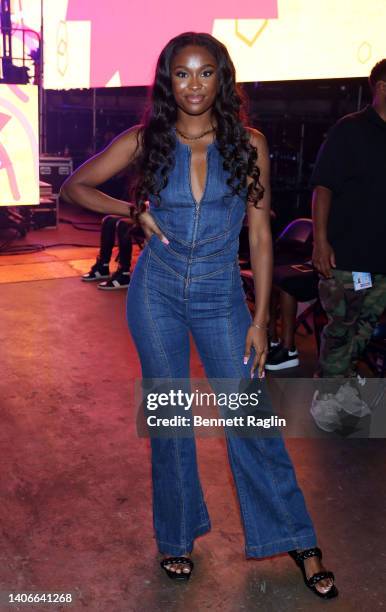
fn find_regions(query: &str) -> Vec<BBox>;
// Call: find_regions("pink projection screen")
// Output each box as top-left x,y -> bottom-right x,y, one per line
42,0 -> 386,89
0,84 -> 39,206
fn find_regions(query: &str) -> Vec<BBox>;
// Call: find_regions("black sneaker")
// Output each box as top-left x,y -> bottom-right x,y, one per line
82,260 -> 110,282
97,270 -> 131,290
265,344 -> 300,371
269,338 -> 281,352
266,339 -> 282,363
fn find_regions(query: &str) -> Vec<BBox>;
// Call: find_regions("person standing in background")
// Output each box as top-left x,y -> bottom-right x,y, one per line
311,59 -> 386,418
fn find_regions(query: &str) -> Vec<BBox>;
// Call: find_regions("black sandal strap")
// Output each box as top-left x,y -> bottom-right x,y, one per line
293,547 -> 322,563
160,556 -> 194,569
307,570 -> 334,588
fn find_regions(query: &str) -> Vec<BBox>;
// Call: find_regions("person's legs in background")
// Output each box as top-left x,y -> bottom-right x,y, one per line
350,273 -> 386,376
116,219 -> 133,273
268,285 -> 280,345
311,270 -> 386,430
266,288 -> 300,371
98,218 -> 133,290
82,215 -> 119,281
280,290 -> 298,351
318,270 -> 363,380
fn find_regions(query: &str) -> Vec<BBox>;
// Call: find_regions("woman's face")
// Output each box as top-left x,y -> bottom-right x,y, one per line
170,45 -> 218,116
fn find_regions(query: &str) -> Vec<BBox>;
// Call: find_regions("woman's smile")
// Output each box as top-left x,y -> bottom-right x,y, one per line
185,94 -> 205,104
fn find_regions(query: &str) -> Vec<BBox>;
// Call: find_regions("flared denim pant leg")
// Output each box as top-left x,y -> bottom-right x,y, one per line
188,267 -> 318,558
127,247 -> 317,558
126,248 -> 211,555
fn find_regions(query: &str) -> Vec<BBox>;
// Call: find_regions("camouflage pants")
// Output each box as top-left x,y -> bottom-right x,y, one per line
318,269 -> 386,377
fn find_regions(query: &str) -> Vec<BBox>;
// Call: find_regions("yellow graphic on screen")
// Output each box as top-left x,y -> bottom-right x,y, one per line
0,85 -> 39,206
214,0 -> 386,82
235,19 -> 269,47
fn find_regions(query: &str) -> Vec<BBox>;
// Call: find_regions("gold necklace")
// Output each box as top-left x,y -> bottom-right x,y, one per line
175,126 -> 215,141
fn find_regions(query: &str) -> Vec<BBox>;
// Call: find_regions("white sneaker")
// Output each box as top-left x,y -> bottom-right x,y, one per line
310,391 -> 343,432
265,345 -> 300,371
357,375 -> 367,387
335,382 -> 371,417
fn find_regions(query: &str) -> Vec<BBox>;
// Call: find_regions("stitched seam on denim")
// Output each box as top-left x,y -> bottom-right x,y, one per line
149,250 -> 185,278
150,221 -> 192,251
198,495 -> 208,525
227,281 -> 300,550
144,248 -> 172,534
191,242 -> 239,262
192,252 -> 232,263
157,523 -> 211,547
144,250 -> 173,379
195,219 -> 242,245
227,264 -> 245,379
256,438 -> 300,548
157,521 -> 211,551
159,245 -> 188,261
223,271 -> 255,543
174,438 -> 188,550
246,533 -> 317,550
168,234 -> 192,247
197,480 -> 209,525
153,215 -> 241,247
195,229 -> 231,245
225,430 -> 256,545
146,250 -> 189,547
192,261 -> 235,280
226,198 -> 237,225
153,221 -> 192,247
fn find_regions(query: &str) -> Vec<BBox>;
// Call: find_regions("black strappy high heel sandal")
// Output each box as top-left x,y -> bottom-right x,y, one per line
160,556 -> 194,582
288,547 -> 338,599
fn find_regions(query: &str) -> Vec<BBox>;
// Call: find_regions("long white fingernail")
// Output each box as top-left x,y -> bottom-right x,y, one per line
243,357 -> 248,365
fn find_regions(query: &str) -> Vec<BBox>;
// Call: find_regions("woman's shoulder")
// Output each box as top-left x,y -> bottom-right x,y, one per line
106,124 -> 144,163
114,123 -> 144,148
244,126 -> 267,148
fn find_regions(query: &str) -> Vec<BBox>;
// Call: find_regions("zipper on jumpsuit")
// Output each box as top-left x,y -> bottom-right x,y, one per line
184,147 -> 209,293
185,200 -> 200,291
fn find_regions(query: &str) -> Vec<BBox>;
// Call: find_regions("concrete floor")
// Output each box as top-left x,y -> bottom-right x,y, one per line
1,209 -> 386,611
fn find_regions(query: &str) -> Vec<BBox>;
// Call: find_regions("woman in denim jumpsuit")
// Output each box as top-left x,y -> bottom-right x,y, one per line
61,32 -> 337,599
127,126 -> 319,551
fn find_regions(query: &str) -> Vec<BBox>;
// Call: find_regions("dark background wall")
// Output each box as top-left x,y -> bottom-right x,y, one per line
44,77 -> 371,233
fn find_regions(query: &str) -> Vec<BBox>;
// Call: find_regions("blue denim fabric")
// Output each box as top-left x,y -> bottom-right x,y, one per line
126,135 -> 317,557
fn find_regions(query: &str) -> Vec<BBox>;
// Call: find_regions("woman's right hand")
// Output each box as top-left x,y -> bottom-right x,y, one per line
137,210 -> 169,244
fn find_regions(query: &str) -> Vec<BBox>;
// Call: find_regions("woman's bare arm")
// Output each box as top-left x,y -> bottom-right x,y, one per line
59,126 -> 142,218
243,127 -> 272,377
246,128 -> 272,326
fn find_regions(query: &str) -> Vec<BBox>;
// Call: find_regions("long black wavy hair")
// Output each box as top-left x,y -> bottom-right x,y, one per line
132,32 -> 264,211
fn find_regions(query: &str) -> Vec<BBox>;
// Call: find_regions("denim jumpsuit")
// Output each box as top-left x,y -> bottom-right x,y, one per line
126,133 -> 317,558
